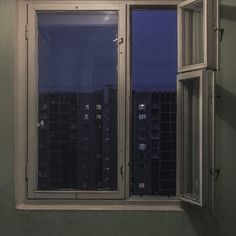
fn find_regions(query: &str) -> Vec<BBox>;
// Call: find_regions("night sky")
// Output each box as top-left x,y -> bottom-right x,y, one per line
132,10 -> 177,91
38,10 -> 177,92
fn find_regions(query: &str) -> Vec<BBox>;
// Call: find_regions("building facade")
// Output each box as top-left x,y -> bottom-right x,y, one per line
38,88 -> 176,195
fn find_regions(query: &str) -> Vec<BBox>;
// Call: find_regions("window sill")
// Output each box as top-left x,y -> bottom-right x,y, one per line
16,198 -> 182,211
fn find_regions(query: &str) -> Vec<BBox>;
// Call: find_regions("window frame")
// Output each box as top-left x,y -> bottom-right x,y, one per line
177,0 -> 219,72
16,0 -> 216,209
19,1 -> 127,201
126,0 -> 181,200
177,69 -> 215,207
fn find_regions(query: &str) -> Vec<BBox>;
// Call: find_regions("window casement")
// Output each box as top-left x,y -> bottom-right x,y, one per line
25,2 -> 126,200
177,70 -> 215,207
178,0 -> 219,72
176,0 -> 217,208
16,0 -> 218,209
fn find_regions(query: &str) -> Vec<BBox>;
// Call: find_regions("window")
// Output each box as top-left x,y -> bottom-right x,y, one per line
25,2 -> 125,200
138,104 -> 146,111
96,104 -> 102,110
178,0 -> 219,72
16,0 -> 218,208
131,8 -> 177,197
138,114 -> 147,120
177,70 -> 215,207
177,0 -> 217,207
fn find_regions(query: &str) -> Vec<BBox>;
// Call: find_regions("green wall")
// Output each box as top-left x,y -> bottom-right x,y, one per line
0,0 -> 235,235
214,0 -> 236,235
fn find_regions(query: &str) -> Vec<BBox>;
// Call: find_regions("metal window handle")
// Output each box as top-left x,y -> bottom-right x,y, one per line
37,120 -> 45,127
113,37 -> 123,44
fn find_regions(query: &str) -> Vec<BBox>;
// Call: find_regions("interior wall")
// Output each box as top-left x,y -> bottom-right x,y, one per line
0,0 -> 235,235
214,0 -> 236,235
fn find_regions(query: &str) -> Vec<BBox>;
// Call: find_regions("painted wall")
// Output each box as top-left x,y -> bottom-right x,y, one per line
214,0 -> 236,235
0,0 -> 235,235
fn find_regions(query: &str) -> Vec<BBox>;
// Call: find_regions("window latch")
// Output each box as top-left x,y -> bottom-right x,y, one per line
37,120 -> 45,127
113,37 -> 123,45
214,27 -> 224,42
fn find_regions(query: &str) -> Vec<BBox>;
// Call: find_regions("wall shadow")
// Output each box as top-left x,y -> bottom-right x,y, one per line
215,84 -> 236,131
220,5 -> 236,21
181,203 -> 220,236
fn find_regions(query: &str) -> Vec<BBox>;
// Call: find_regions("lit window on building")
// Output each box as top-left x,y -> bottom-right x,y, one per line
96,104 -> 102,110
96,114 -> 102,119
138,104 -> 146,111
85,104 -> 90,110
138,114 -> 147,120
139,182 -> 145,189
139,143 -> 146,150
84,114 -> 89,120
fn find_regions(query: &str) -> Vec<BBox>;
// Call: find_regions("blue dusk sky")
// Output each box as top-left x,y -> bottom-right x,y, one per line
38,10 -> 177,92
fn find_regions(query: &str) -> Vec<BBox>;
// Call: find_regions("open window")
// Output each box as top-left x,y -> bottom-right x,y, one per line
177,0 -> 217,208
177,69 -> 215,207
16,0 -> 218,209
178,0 -> 219,72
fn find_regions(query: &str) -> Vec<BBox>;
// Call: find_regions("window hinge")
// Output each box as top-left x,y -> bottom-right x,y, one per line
25,24 -> 29,40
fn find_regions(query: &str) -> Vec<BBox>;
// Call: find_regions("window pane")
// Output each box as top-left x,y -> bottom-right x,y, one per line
131,9 -> 177,196
182,0 -> 204,66
180,78 -> 200,201
37,12 -> 118,191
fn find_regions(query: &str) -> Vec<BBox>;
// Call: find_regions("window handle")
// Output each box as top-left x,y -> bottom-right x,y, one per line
113,37 -> 123,45
37,120 -> 45,127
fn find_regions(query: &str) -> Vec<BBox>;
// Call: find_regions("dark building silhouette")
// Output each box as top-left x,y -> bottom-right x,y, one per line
38,87 -> 117,191
131,91 -> 176,196
38,88 -> 176,196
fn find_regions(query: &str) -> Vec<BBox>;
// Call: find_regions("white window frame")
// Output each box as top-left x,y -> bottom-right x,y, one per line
15,0 -> 217,209
17,1 -> 126,201
178,0 -> 219,72
177,70 -> 215,207
176,0 -> 217,208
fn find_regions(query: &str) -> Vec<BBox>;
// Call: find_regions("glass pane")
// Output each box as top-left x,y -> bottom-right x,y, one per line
131,9 -> 177,196
181,78 -> 200,201
37,12 -> 118,191
182,0 -> 204,66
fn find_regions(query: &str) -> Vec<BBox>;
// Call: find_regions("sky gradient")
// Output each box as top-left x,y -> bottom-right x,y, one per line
38,9 -> 177,92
